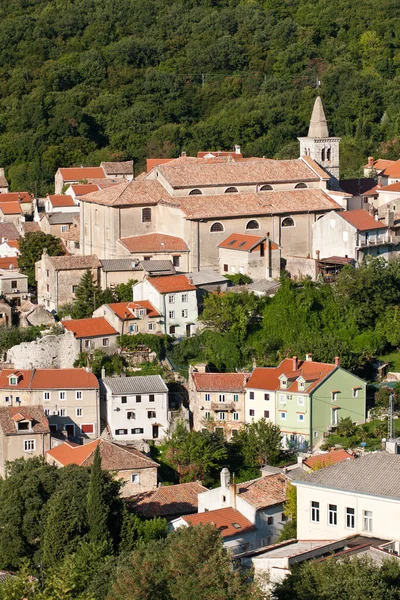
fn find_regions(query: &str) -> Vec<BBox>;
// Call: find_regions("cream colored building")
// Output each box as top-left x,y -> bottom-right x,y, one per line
0,405 -> 50,478
93,300 -> 162,335
0,368 -> 100,440
218,233 -> 280,279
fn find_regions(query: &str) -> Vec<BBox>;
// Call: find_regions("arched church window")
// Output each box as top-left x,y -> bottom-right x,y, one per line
282,217 -> 295,227
246,220 -> 260,230
210,222 -> 224,232
294,183 -> 307,189
189,189 -> 202,195
225,187 -> 238,193
142,207 -> 152,223
321,148 -> 325,162
260,184 -> 273,191
327,148 -> 331,161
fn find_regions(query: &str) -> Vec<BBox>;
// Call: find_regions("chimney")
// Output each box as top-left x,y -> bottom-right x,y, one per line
181,151 -> 187,157
306,353 -> 312,362
292,356 -> 298,371
0,168 -> 4,177
230,474 -> 237,509
368,156 -> 374,168
220,467 -> 230,490
316,249 -> 320,260
101,367 -> 106,379
334,356 -> 340,367
234,144 -> 241,155
378,175 -> 382,187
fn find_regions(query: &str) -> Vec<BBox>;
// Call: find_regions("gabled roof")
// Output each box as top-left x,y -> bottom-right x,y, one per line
106,301 -> 160,320
146,274 -> 196,293
218,233 -> 278,252
376,159 -> 400,178
0,223 -> 20,241
192,372 -> 249,393
47,212 -> 79,225
47,195 -> 76,207
119,233 -> 188,253
362,158 -> 395,171
80,179 -> 171,207
102,375 -> 168,395
46,439 -> 158,470
140,260 -> 176,274
62,317 -> 118,338
0,368 -> 98,390
237,473 -> 287,509
46,254 -> 100,270
295,452 -> 400,500
0,257 -> 18,270
99,258 -> 141,272
246,358 -> 336,394
0,192 -> 30,203
339,210 -> 387,231
377,181 -> 400,192
0,406 -> 49,435
303,449 -> 354,470
68,184 -> 100,196
181,507 -> 255,538
0,202 -> 21,215
146,158 -> 175,172
22,222 -> 40,234
101,161 -> 134,176
131,481 -> 208,517
300,156 -> 331,179
58,167 -> 106,180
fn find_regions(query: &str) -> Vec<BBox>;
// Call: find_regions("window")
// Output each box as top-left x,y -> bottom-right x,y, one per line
115,429 -> 128,435
11,280 -> 17,289
9,377 -> 17,385
181,309 -> 188,318
225,187 -> 238,193
233,394 -> 239,402
44,409 -> 50,416
279,394 -> 286,404
327,148 -> 331,161
205,393 -> 211,402
249,391 -> 255,400
76,408 -> 82,416
129,324 -> 138,333
18,422 -> 29,431
61,225 -> 67,233
218,412 -> 225,421
328,504 -> 337,526
181,293 -> 188,302
189,189 -> 202,195
295,182 -> 307,189
233,412 -> 239,421
298,381 -> 305,391
76,391 -> 82,400
210,222 -> 224,232
84,340 -> 91,349
142,207 -> 151,223
280,412 -> 286,420
131,428 -> 144,434
149,394 -> 155,402
264,410 -> 270,418
131,474 -> 140,483
260,184 -> 273,191
147,323 -> 155,332
267,517 -> 274,526
264,393 -> 270,401
314,430 -> 319,438
204,411 -> 211,419
173,255 -> 180,267
46,270 -> 49,278
321,148 -> 325,161
72,285 -> 78,293
59,391 -> 66,401
127,411 -> 135,419
282,217 -> 295,227
24,440 -> 35,452
223,264 -> 228,272
148,411 -> 156,418
168,295 -> 175,304
249,409 -> 255,417
332,408 -> 339,426
346,507 -> 355,529
281,513 -> 288,522
246,219 -> 260,230
50,424 -> 58,433
298,414 -> 305,422
169,311 -> 175,319
219,394 -> 225,402
102,338 -> 109,347
352,388 -> 360,398
136,395 -> 142,403
363,510 -> 373,532
121,396 -> 127,404
137,309 -> 146,317
169,325 -> 176,335
58,408 -> 66,416
311,501 -> 320,522
297,396 -> 305,406
331,392 -> 338,402
46,284 -> 50,292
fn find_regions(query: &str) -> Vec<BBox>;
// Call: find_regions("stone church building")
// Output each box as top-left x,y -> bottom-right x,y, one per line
79,98 -> 343,272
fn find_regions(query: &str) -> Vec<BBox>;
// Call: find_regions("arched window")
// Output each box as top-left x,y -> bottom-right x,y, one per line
317,215 -> 324,220
142,207 -> 152,223
294,183 -> 307,189
210,222 -> 224,232
246,220 -> 260,230
189,189 -> 202,195
282,217 -> 295,228
321,148 -> 325,162
259,184 -> 273,191
326,148 -> 331,161
225,187 -> 238,193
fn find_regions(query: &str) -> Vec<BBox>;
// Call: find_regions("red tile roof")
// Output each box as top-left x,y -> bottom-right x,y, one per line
131,481 -> 208,517
0,406 -> 49,435
197,151 -> 243,159
192,372 -> 249,393
340,210 -> 387,231
59,167 -> 106,180
378,181 -> 400,192
48,195 -> 76,207
362,159 -> 395,171
146,158 -> 175,172
0,202 -> 21,215
62,317 -> 118,338
5,240 -> 19,249
80,180 -> 171,207
119,233 -> 188,253
304,449 -> 354,470
0,192 -> 31,203
68,184 -> 100,195
0,258 -> 18,270
148,274 -> 196,293
0,368 -> 98,390
376,159 -> 400,178
182,507 -> 255,538
300,156 -> 330,180
107,301 -> 160,320
237,473 -> 287,509
218,233 -> 278,252
246,358 -> 336,394
47,439 -> 158,470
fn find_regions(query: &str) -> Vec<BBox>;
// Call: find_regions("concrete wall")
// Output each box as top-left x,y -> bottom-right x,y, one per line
285,256 -> 317,280
117,466 -> 158,497
312,211 -> 357,260
8,331 -> 79,369
0,431 -> 51,478
245,388 -> 276,425
93,304 -> 162,335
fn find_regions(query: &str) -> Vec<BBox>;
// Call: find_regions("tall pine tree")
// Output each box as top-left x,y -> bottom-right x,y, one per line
86,445 -> 111,551
71,269 -> 100,319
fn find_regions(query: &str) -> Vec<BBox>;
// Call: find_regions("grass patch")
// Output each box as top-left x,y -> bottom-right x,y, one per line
378,351 -> 400,372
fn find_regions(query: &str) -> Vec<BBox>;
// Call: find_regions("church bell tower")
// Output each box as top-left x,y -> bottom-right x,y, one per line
298,97 -> 341,190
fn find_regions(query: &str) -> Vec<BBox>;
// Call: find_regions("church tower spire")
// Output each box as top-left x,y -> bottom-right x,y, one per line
298,97 -> 341,190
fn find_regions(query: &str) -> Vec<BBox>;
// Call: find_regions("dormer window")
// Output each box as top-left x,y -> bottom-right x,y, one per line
136,308 -> 146,318
297,377 -> 305,391
279,377 -> 287,389
18,421 -> 30,431
8,372 -> 20,386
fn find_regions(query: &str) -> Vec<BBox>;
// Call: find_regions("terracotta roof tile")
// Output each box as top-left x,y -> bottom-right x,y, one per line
378,181 -> 400,192
340,210 -> 387,231
218,233 -> 278,252
182,507 -> 255,537
0,192 -> 31,203
23,222 -> 40,234
80,180 -> 171,207
0,368 -> 98,390
62,317 -> 118,338
300,156 -> 330,180
376,159 -> 400,178
131,481 -> 208,517
59,167 -> 106,180
0,223 -> 20,240
0,405 -> 49,435
101,161 -> 134,176
146,158 -> 175,172
0,202 -> 21,215
119,233 -> 188,253
304,449 -> 354,470
237,473 -> 287,509
48,195 -> 76,207
147,274 -> 196,293
0,257 -> 18,269
107,301 -> 160,320
47,254 -> 100,270
192,372 -> 249,392
68,184 -> 100,195
362,159 -> 395,171
246,358 -> 336,394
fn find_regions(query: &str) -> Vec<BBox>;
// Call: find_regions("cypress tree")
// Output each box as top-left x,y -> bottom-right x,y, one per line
71,269 -> 100,319
86,445 -> 111,549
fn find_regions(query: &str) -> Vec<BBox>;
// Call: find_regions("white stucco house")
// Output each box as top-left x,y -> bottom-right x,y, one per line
132,274 -> 198,336
102,375 -> 169,442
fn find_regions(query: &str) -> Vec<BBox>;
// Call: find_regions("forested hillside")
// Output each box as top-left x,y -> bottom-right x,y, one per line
1,0 -> 400,193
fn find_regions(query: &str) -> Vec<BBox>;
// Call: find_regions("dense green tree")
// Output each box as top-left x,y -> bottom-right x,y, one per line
119,510 -> 168,553
238,420 -> 282,467
114,279 -> 137,302
69,269 -> 101,319
74,349 -> 126,377
18,232 -> 65,287
86,445 -> 112,551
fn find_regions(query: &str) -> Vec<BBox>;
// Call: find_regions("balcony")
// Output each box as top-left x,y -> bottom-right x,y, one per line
357,234 -> 392,248
211,402 -> 236,412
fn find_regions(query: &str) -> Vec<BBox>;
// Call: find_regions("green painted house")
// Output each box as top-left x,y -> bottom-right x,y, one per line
245,355 -> 366,450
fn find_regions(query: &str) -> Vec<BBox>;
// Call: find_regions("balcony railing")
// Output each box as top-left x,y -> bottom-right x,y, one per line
358,235 -> 392,248
211,402 -> 236,412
